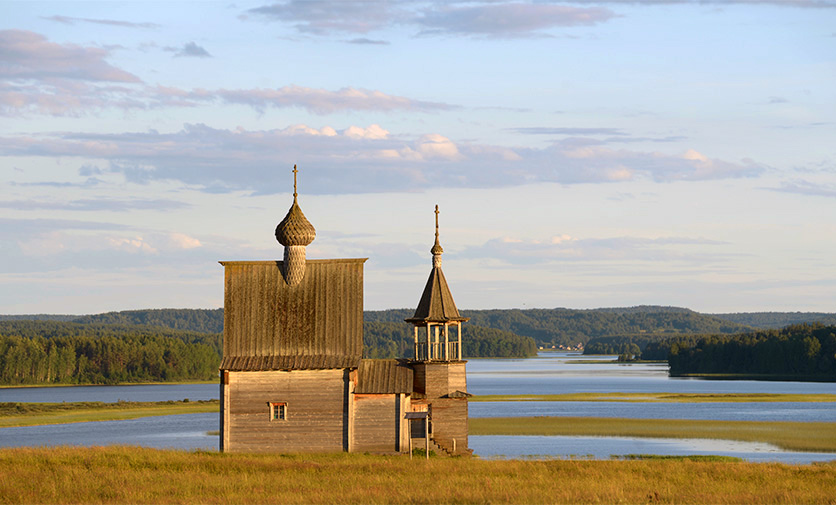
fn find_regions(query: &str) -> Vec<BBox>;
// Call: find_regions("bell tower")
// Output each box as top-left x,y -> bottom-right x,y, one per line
405,205 -> 469,362
404,205 -> 470,456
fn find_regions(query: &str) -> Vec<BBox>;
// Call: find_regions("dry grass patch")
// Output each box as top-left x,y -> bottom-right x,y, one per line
1,447 -> 835,504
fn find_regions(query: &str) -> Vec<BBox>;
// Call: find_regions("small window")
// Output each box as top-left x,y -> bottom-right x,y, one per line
269,402 -> 287,421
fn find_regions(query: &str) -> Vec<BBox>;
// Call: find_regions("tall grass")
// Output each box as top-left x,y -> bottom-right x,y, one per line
470,416 -> 836,452
1,447 -> 834,504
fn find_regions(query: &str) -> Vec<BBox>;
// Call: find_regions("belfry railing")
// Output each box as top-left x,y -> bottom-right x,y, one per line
413,325 -> 462,361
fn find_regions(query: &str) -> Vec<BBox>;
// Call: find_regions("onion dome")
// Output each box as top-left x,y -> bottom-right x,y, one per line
275,199 -> 316,247
275,166 -> 315,286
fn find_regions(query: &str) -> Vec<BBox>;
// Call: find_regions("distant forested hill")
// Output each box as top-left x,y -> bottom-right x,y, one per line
366,306 -> 751,347
0,314 -> 79,322
710,312 -> 836,329
73,309 -> 224,334
363,321 -> 536,359
4,306 -> 757,349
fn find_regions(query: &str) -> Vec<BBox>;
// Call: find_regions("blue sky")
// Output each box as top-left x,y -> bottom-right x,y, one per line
1,0 -> 834,314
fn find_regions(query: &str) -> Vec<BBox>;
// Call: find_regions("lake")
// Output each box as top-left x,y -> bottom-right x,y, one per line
2,352 -> 834,462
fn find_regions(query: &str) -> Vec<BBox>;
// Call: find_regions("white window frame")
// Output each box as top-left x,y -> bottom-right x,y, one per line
268,402 -> 287,421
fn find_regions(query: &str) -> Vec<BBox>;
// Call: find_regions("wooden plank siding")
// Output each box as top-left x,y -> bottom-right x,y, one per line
412,362 -> 467,398
219,259 -> 366,366
428,398 -> 469,455
223,370 -> 350,453
352,394 -> 405,453
409,362 -> 469,455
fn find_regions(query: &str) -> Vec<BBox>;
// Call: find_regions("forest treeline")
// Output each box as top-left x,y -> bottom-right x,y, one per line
366,306 -> 753,346
709,312 -> 836,329
585,324 -> 836,381
363,321 -> 536,359
0,318 -> 535,385
4,308 -> 835,385
0,333 -> 219,385
9,307 -> 836,348
666,324 -> 836,379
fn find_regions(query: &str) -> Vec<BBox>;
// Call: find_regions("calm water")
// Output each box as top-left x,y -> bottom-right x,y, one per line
467,353 -> 836,395
469,436 -> 836,464
2,352 -> 834,462
0,383 -> 219,403
0,414 -> 218,450
469,400 -> 836,422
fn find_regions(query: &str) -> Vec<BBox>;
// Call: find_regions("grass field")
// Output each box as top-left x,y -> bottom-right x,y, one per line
470,393 -> 836,403
0,400 -> 219,428
470,416 -> 836,453
1,446 -> 835,504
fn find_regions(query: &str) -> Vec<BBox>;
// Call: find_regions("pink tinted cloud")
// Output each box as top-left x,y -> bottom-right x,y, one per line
0,30 -> 140,82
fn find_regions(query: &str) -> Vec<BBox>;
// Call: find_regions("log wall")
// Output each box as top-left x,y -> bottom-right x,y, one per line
352,393 -> 406,453
412,362 -> 467,397
222,369 -> 350,453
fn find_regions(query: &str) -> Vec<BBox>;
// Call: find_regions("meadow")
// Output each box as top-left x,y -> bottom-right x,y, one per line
1,446 -> 834,504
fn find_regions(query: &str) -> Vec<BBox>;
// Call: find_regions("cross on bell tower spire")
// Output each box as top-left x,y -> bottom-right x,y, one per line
431,204 -> 443,268
292,164 -> 298,200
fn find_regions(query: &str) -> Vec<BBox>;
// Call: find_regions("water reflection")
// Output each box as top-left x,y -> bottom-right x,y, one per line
0,413 -> 218,450
0,383 -> 218,404
470,435 -> 836,464
470,400 -> 836,423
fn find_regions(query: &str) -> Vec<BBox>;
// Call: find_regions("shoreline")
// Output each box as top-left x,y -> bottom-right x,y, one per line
0,380 -> 218,389
470,392 -> 836,403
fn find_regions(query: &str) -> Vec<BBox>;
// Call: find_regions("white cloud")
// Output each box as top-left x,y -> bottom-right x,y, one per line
167,233 -> 202,249
463,235 -> 732,266
415,134 -> 461,160
344,124 -> 389,139
0,123 -> 765,194
108,236 -> 158,254
0,30 -> 140,82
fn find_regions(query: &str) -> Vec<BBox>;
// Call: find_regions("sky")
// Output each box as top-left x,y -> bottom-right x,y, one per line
1,0 -> 835,315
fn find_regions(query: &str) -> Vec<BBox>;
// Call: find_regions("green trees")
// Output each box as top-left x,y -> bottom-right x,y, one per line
363,322 -> 537,359
366,306 -> 752,348
0,323 -> 220,385
667,324 -> 836,380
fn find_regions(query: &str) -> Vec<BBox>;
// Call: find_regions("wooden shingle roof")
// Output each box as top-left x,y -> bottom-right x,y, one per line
220,355 -> 360,371
354,359 -> 414,394
405,266 -> 469,324
219,259 -> 366,370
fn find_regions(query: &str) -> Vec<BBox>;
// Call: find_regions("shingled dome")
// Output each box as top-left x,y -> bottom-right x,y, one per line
406,205 -> 468,325
275,165 -> 316,286
275,200 -> 316,247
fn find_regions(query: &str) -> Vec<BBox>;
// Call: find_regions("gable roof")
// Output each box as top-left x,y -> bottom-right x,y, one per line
405,266 -> 469,324
354,359 -> 413,394
219,259 -> 366,370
